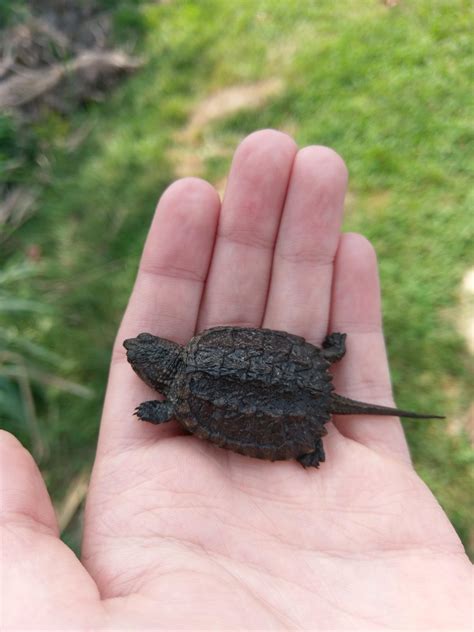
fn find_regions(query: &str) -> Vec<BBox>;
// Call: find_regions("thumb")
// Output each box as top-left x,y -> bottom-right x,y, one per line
0,430 -> 58,534
0,431 -> 102,629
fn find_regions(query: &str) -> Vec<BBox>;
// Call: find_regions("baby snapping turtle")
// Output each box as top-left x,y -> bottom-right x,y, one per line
124,327 -> 442,467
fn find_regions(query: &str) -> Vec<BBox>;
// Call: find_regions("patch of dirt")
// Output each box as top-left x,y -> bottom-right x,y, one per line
0,50 -> 141,111
342,190 -> 357,214
170,78 -> 285,180
457,267 -> 474,355
0,1 -> 142,233
464,404 -> 474,445
442,267 -> 474,358
443,376 -> 474,445
0,5 -> 142,117
442,267 -> 474,445
366,189 -> 391,212
344,189 -> 391,218
180,78 -> 283,143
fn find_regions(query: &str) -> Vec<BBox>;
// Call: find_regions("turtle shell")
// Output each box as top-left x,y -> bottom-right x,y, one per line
171,327 -> 334,461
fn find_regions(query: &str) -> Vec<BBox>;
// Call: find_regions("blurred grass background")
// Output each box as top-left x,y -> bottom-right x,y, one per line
1,0 -> 473,555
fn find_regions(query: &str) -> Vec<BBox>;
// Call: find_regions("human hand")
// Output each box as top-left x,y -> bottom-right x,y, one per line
2,131 -> 471,630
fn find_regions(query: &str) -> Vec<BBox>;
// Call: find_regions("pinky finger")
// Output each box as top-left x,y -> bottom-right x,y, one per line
328,233 -> 411,463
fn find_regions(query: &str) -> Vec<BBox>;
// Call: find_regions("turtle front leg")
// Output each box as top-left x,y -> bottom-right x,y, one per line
321,332 -> 346,363
135,400 -> 174,424
297,438 -> 326,468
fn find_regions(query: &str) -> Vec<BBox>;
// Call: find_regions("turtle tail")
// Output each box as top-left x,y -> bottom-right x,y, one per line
329,393 -> 444,419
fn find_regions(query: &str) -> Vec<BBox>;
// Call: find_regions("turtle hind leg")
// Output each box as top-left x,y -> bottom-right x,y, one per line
297,438 -> 326,468
321,332 -> 346,363
135,400 -> 174,424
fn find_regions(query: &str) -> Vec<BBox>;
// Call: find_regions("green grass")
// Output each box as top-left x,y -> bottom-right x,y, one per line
1,0 -> 473,554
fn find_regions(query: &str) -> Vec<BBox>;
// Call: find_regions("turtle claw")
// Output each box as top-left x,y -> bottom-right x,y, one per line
134,400 -> 174,424
297,439 -> 326,468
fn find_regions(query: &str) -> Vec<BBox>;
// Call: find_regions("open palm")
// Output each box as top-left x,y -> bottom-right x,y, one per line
2,131 -> 471,630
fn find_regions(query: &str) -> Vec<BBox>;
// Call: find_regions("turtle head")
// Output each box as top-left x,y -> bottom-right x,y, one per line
123,333 -> 182,394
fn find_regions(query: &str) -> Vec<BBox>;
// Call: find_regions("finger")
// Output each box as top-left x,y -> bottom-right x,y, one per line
197,129 -> 297,330
0,431 -> 102,628
0,430 -> 58,534
329,233 -> 411,461
263,146 -> 347,343
98,178 -> 220,455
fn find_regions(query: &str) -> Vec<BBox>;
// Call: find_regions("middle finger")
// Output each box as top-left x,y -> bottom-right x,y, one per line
197,130 -> 297,330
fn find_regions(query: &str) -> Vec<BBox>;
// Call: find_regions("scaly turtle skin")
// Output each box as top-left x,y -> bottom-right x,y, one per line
124,327 -> 443,468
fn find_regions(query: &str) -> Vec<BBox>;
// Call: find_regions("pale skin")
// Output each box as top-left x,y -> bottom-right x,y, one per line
1,130 -> 472,630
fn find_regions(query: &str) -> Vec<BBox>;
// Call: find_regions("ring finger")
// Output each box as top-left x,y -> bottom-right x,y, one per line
263,146 -> 348,344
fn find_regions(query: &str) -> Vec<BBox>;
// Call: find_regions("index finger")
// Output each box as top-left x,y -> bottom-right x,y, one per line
97,178 -> 220,456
